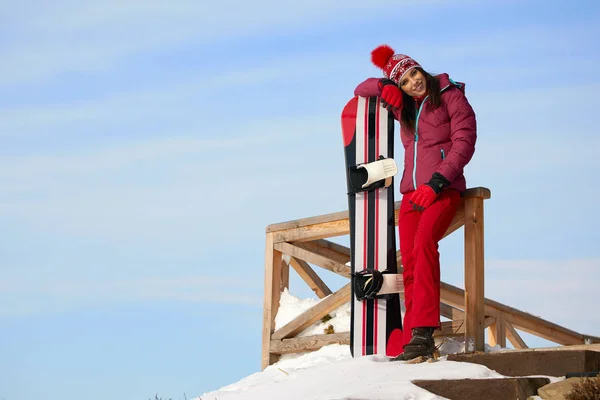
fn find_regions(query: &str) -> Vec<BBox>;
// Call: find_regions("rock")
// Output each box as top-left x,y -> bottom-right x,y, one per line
537,377 -> 584,400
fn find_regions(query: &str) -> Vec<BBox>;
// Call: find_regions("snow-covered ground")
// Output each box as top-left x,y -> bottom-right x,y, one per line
195,289 -> 560,400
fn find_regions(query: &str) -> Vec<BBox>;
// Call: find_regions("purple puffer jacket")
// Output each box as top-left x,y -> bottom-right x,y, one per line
354,73 -> 477,195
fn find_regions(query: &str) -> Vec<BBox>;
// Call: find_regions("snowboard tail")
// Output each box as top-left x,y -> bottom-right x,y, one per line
341,96 -> 403,358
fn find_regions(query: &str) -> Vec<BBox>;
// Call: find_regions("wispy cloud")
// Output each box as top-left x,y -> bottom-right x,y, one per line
0,110 -> 341,243
0,274 -> 263,316
0,0 -> 452,85
425,21 -> 599,60
0,51 -> 341,136
0,134 -> 271,176
2,28 -> 597,140
1,0 -> 536,88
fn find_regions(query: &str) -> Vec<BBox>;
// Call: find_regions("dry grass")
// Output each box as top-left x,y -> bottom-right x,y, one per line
150,394 -> 188,400
565,375 -> 600,400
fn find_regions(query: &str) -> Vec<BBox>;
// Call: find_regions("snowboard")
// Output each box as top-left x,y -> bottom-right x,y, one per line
341,95 -> 403,358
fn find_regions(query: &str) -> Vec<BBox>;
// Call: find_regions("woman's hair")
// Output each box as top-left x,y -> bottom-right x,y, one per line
399,67 -> 441,134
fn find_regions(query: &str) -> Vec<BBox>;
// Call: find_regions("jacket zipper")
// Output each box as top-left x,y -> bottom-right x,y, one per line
412,82 -> 454,190
412,96 -> 429,190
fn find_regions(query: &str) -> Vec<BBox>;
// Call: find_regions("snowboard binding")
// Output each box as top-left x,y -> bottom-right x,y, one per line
352,268 -> 391,301
347,156 -> 398,194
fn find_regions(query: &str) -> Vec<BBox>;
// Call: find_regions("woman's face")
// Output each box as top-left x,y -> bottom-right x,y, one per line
399,68 -> 427,98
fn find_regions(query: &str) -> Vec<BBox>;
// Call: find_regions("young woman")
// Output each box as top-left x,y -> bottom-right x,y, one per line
354,44 -> 477,360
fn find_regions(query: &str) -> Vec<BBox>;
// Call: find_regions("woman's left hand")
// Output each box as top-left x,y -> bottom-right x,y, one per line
409,184 -> 438,211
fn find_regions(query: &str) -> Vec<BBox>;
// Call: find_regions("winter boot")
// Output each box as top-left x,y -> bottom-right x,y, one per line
402,327 -> 436,360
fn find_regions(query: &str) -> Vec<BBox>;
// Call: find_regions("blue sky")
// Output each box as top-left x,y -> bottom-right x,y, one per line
1,0 -> 599,399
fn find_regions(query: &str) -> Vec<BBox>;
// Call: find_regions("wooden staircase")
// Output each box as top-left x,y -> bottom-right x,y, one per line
414,344 -> 600,399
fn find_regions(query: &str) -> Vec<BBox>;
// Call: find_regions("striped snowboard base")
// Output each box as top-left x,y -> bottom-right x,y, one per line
341,96 -> 403,358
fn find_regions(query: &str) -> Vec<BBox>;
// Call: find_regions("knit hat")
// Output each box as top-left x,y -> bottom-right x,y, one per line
371,44 -> 421,85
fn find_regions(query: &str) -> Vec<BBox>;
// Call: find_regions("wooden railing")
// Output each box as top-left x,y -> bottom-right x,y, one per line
261,186 -> 600,369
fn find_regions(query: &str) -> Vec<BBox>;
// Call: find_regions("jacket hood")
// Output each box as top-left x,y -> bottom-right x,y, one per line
436,73 -> 466,94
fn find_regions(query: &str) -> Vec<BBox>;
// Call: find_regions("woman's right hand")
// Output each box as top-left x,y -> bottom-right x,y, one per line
379,79 -> 403,111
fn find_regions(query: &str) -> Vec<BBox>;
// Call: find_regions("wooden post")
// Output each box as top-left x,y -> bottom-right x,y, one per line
280,258 -> 290,292
488,315 -> 507,348
261,232 -> 283,369
464,195 -> 485,352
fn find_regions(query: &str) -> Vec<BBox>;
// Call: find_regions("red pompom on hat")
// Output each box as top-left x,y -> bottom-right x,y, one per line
370,44 -> 421,84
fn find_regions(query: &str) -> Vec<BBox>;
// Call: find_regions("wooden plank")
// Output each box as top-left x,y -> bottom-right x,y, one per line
488,316 -> 507,348
497,304 -> 586,345
274,242 -> 350,278
267,210 -> 349,233
506,322 -> 528,349
265,187 -> 490,233
312,238 -> 351,255
294,241 -> 351,266
504,311 -> 583,345
437,319 -> 466,336
274,220 -> 350,243
271,283 -> 351,340
262,232 -> 283,369
270,333 -> 350,354
310,239 -> 351,263
464,196 -> 486,352
270,317 -> 488,355
289,257 -> 332,299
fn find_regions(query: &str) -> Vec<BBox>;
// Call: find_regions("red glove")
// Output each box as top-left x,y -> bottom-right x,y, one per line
409,184 -> 438,212
378,79 -> 403,111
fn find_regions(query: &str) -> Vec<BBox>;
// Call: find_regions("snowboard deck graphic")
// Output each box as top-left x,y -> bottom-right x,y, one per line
341,96 -> 403,358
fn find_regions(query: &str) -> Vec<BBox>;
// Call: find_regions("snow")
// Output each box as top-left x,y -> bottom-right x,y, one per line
194,289 -> 555,400
274,289 -> 351,337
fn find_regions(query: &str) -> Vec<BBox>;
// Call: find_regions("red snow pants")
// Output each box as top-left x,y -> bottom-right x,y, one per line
398,188 -> 461,348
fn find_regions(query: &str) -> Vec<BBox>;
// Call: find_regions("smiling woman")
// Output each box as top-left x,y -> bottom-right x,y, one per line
354,44 -> 478,361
